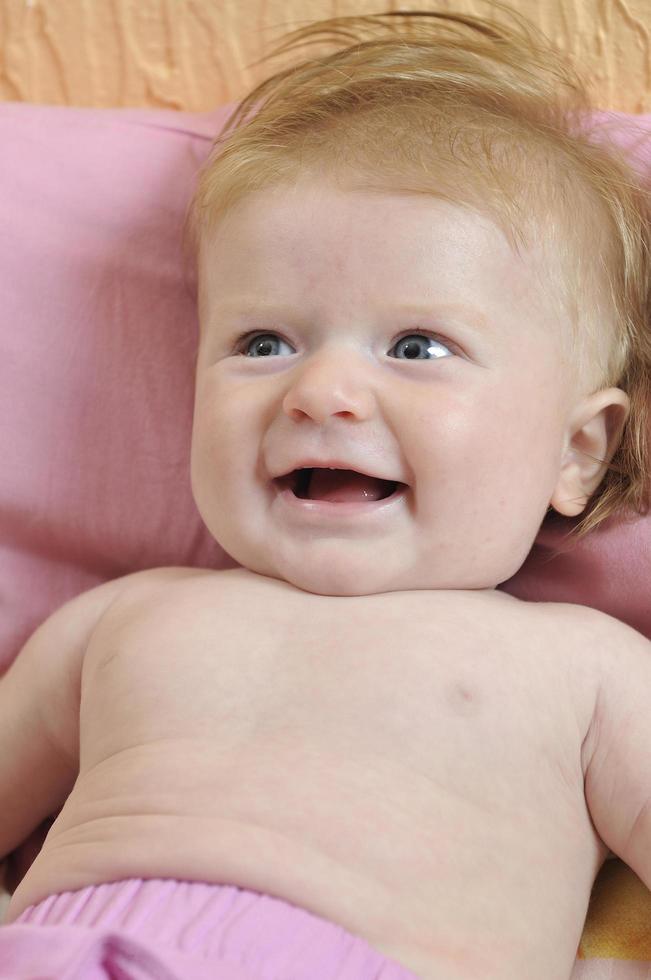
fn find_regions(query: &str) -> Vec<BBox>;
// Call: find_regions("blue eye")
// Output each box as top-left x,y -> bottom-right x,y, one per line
390,334 -> 452,360
238,333 -> 293,357
235,331 -> 454,359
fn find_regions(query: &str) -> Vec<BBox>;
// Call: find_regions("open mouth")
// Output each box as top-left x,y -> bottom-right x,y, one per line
274,467 -> 405,503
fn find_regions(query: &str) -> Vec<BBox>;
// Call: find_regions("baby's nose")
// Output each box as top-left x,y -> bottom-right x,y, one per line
281,349 -> 376,424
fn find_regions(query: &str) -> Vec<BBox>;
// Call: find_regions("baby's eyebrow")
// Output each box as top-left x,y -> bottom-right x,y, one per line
211,301 -> 303,319
211,300 -> 490,331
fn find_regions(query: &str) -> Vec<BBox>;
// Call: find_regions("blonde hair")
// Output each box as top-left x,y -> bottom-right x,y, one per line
187,4 -> 651,539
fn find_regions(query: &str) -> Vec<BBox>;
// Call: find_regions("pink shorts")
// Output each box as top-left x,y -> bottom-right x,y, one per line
0,879 -> 418,979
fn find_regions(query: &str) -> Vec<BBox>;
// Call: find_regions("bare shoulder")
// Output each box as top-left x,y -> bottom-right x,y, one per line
100,566 -> 299,614
564,602 -> 651,694
42,567 -> 219,651
524,603 -> 651,688
505,595 -> 650,654
498,593 -> 649,697
88,566 -> 306,642
5,567 -> 219,698
527,599 -> 651,727
536,600 -> 651,662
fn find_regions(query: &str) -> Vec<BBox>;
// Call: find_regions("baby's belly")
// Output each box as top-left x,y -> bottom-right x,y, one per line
11,733 -> 605,980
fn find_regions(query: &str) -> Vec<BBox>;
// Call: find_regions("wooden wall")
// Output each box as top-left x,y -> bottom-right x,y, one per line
0,0 -> 650,113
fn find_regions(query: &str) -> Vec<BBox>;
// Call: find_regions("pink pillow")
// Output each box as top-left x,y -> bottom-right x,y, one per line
0,103 -> 237,673
1,104 -> 649,674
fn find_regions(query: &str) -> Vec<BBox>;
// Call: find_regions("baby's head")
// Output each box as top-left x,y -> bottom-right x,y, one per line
187,6 -> 651,596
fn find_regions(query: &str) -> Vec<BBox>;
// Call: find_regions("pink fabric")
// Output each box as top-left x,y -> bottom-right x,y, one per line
0,878 -> 417,979
0,104 -> 238,673
500,512 -> 651,637
0,105 -> 650,675
1,879 -> 648,980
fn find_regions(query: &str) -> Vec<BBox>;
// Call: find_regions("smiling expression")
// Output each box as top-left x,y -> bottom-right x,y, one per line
191,177 -> 581,595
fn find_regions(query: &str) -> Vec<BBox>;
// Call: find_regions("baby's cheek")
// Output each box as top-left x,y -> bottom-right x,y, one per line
190,413 -> 225,512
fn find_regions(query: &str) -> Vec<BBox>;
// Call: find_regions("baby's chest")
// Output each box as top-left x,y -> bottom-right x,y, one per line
80,585 -> 586,802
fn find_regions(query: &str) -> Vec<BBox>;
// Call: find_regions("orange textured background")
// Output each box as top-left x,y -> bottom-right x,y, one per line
0,0 -> 650,112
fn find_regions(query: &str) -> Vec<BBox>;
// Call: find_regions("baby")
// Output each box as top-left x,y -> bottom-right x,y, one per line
1,7 -> 651,980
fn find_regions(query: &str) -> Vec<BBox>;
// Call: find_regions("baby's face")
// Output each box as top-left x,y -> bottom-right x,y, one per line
192,177 -> 579,595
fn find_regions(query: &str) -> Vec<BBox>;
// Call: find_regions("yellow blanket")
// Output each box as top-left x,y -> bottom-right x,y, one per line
579,860 -> 651,959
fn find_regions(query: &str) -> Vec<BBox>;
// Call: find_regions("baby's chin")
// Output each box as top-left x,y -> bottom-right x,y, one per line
234,555 -> 500,596
214,520 -> 527,595
244,560 -> 394,597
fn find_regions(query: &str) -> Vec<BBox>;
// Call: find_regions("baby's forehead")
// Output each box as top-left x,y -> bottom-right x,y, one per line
203,176 -> 551,290
200,176 -> 575,342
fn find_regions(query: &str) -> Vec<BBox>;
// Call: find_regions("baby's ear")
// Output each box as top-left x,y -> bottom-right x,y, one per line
550,388 -> 630,517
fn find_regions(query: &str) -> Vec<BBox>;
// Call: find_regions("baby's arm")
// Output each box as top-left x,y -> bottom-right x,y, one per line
581,612 -> 651,889
0,568 -> 189,866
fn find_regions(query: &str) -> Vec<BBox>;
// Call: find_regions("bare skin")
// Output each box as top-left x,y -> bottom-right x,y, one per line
5,565 -> 650,980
